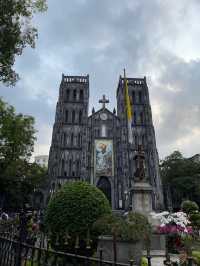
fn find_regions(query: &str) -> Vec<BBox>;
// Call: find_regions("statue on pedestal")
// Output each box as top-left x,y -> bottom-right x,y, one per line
131,144 -> 153,213
134,145 -> 146,182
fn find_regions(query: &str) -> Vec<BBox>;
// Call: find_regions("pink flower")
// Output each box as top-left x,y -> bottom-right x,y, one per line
156,224 -> 193,235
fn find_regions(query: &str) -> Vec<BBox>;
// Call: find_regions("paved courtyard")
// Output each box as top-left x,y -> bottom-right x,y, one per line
145,251 -> 179,266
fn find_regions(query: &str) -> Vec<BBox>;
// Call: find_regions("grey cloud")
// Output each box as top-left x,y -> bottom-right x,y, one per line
149,53 -> 200,157
1,0 -> 200,158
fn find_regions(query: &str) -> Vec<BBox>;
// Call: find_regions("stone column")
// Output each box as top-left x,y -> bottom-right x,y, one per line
130,181 -> 153,214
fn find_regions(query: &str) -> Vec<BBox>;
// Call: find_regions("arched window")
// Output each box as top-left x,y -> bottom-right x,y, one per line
76,160 -> 80,176
135,135 -> 138,147
69,159 -> 72,176
63,133 -> 66,145
61,159 -> 65,176
101,124 -> 106,137
139,91 -> 142,103
72,110 -> 76,123
88,141 -> 91,152
66,90 -> 70,100
79,110 -> 82,123
133,111 -> 137,124
73,89 -> 77,101
132,91 -> 135,104
65,110 -> 68,123
142,135 -> 145,146
80,90 -> 83,101
78,133 -> 82,146
140,112 -> 144,124
71,133 -> 74,146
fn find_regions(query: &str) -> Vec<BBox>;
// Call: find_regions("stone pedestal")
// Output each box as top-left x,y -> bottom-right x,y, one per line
130,182 -> 166,250
150,234 -> 166,250
130,182 -> 153,214
97,236 -> 142,264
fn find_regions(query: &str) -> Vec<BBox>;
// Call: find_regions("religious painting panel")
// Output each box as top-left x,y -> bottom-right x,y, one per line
94,139 -> 114,176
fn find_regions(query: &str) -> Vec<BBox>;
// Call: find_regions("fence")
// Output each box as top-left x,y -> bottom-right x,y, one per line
0,235 -> 137,266
2,218 -> 196,266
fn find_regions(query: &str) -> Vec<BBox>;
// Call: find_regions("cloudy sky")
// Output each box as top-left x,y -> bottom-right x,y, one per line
1,0 -> 200,159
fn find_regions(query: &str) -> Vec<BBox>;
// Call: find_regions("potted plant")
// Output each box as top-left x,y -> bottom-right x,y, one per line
152,210 -> 194,264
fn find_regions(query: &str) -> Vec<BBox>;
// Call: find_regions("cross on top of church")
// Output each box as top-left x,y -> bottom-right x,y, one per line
99,94 -> 109,109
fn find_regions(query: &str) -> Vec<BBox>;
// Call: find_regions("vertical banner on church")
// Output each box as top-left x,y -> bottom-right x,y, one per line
94,139 -> 114,176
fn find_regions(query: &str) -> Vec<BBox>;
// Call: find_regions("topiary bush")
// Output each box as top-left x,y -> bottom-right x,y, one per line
181,200 -> 200,230
181,200 -> 199,215
93,213 -> 127,238
45,181 -> 111,249
93,212 -> 152,242
125,212 -> 152,242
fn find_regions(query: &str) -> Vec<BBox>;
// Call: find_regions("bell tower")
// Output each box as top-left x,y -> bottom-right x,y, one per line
116,76 -> 163,210
48,74 -> 89,192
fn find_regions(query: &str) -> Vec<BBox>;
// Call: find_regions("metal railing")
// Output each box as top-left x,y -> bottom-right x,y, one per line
0,236 -> 136,266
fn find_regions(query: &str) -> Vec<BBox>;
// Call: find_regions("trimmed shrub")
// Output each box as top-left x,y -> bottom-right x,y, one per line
190,212 -> 200,228
45,181 -> 111,238
181,200 -> 199,214
93,212 -> 152,242
125,212 -> 152,243
93,213 -> 127,238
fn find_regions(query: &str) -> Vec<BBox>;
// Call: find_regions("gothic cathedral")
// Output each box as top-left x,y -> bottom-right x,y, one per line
48,74 -> 163,210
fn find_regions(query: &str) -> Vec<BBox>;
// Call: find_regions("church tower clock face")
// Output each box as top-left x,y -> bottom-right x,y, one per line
100,112 -> 108,120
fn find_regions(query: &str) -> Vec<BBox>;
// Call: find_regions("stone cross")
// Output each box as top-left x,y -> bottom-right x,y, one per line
99,95 -> 109,109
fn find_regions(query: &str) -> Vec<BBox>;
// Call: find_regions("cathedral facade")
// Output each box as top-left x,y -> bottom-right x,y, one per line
48,74 -> 163,210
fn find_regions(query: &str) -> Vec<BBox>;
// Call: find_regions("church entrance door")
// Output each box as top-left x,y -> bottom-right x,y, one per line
97,176 -> 111,205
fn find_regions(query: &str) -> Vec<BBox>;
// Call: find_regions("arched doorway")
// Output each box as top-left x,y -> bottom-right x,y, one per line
97,176 -> 111,204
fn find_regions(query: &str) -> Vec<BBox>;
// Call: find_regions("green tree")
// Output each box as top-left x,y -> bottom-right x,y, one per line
182,200 -> 200,230
160,151 -> 200,210
181,200 -> 199,215
0,0 -> 47,85
0,98 -> 47,210
0,98 -> 36,166
2,161 -> 48,209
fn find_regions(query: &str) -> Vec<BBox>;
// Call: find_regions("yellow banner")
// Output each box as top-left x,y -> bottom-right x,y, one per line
124,69 -> 133,143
